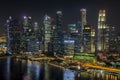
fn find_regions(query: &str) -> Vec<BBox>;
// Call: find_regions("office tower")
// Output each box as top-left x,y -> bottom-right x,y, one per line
6,16 -> 21,54
33,22 -> 42,41
80,8 -> 87,52
68,23 -> 80,53
43,15 -> 52,52
25,21 -> 40,53
91,28 -> 95,53
53,11 -> 64,54
64,39 -> 75,57
97,10 -> 109,53
109,26 -> 117,53
83,25 -> 91,53
81,9 -> 87,26
20,16 -> 32,52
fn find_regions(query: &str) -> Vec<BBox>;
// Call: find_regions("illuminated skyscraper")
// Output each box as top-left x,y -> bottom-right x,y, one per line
43,15 -> 52,52
33,22 -> 41,39
53,11 -> 64,54
68,23 -> 80,53
109,26 -> 117,52
20,16 -> 33,52
80,8 -> 87,52
97,10 -> 109,52
91,28 -> 95,53
6,16 -> 21,54
83,25 -> 91,53
81,9 -> 87,26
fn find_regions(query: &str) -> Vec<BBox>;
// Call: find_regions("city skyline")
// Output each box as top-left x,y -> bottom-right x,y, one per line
0,0 -> 120,34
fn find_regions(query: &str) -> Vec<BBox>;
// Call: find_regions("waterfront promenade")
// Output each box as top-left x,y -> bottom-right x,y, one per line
26,55 -> 120,74
1,54 -> 120,74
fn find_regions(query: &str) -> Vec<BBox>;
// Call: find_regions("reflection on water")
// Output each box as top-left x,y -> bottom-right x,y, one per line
44,63 -> 50,80
25,60 -> 41,80
6,57 -> 11,80
0,57 -> 120,80
63,69 -> 76,80
89,69 -> 120,80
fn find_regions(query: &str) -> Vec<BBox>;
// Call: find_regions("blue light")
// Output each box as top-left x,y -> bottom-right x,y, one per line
36,41 -> 39,44
64,40 -> 75,43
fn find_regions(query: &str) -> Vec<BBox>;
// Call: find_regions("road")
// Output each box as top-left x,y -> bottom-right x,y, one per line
83,63 -> 120,73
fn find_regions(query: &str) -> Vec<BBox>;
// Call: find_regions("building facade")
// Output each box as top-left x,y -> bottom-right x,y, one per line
108,26 -> 117,52
80,8 -> 87,52
43,15 -> 52,53
6,17 -> 21,54
83,25 -> 91,53
97,10 -> 109,53
53,11 -> 64,54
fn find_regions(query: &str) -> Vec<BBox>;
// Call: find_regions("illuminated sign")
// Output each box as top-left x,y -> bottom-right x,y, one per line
64,40 -> 75,43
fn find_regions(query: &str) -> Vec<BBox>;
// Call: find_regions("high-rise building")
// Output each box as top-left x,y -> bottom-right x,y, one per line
68,23 -> 80,53
80,8 -> 87,52
83,25 -> 91,53
52,11 -> 64,54
91,28 -> 95,53
21,16 -> 40,53
6,16 -> 21,54
43,15 -> 52,52
81,9 -> 87,26
109,26 -> 118,53
20,16 -> 33,52
97,10 -> 109,53
64,39 -> 75,57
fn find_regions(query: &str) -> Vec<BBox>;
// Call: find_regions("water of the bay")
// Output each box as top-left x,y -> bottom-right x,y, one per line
0,57 -> 120,80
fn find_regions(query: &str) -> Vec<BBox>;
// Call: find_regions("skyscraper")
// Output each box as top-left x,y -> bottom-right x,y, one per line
91,27 -> 95,53
53,11 -> 64,54
6,16 -> 21,54
81,9 -> 87,26
109,26 -> 117,53
20,16 -> 40,53
83,25 -> 91,53
20,16 -> 33,52
43,14 -> 52,52
80,8 -> 87,52
68,23 -> 80,53
97,10 -> 109,53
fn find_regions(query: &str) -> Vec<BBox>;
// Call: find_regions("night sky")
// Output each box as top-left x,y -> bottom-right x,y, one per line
0,0 -> 120,34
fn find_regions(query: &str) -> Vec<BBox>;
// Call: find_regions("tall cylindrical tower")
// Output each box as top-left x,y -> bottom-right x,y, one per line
81,8 -> 87,26
80,8 -> 87,52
